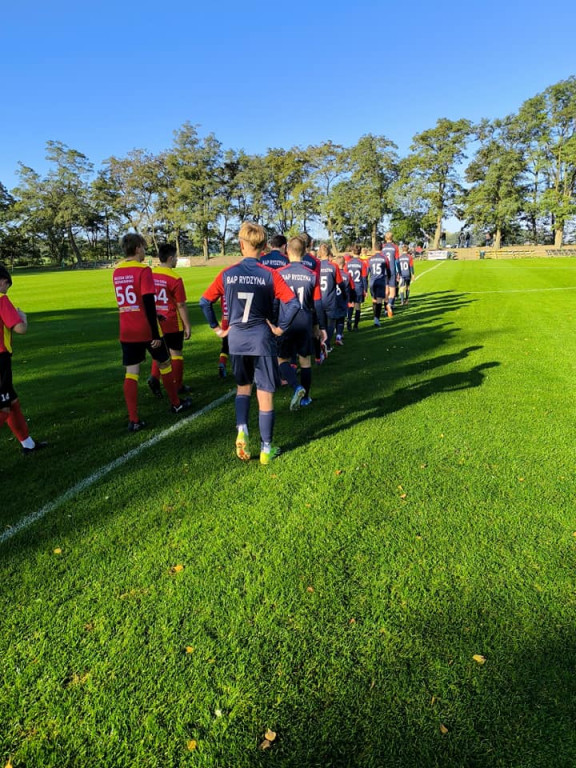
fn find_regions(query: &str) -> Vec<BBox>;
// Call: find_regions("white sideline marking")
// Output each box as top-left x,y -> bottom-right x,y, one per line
0,391 -> 235,545
413,261 -> 445,282
465,286 -> 576,295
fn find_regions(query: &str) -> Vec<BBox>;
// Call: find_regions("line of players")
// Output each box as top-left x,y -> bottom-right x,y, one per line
199,223 -> 416,464
0,227 -> 415,457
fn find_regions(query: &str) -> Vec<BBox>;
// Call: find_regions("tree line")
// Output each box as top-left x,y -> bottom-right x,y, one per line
0,77 -> 574,266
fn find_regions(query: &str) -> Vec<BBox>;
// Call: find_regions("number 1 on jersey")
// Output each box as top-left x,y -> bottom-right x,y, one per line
238,291 -> 254,323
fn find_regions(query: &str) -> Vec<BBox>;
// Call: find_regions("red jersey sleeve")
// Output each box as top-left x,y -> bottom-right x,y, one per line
202,271 -> 225,303
334,265 -> 343,283
272,269 -> 298,303
140,266 -> 155,295
0,295 -> 23,329
313,274 -> 321,301
173,277 -> 186,303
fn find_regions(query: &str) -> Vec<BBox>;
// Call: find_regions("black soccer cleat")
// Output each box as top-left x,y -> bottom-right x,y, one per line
178,384 -> 192,396
147,376 -> 162,399
22,441 -> 48,455
127,420 -> 146,433
171,398 -> 192,414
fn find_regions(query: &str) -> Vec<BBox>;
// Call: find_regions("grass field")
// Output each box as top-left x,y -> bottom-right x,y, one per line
2,258 -> 576,767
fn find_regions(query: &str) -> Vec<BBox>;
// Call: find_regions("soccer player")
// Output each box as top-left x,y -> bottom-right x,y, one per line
397,244 -> 415,305
113,233 -> 191,432
345,245 -> 368,331
368,246 -> 391,326
332,254 -> 354,345
277,236 -> 324,408
0,265 -> 47,454
260,235 -> 289,269
382,231 -> 399,317
317,243 -> 345,349
200,222 -> 300,464
148,243 -> 191,397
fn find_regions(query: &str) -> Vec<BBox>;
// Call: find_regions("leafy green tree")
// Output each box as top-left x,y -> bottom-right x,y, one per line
165,123 -> 223,260
463,117 -> 525,249
308,141 -> 346,250
515,77 -> 576,246
406,118 -> 473,249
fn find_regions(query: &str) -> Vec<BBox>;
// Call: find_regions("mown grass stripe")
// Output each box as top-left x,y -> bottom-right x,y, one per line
0,390 -> 234,545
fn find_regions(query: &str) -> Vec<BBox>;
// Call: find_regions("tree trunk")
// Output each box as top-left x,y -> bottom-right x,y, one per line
494,228 -> 502,250
329,229 -> 337,252
203,236 -> 209,261
554,226 -> 564,247
433,214 -> 442,250
371,222 -> 378,252
221,217 -> 228,257
67,224 -> 83,264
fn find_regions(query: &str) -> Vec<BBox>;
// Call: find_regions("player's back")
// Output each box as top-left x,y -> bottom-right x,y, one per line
302,252 -> 320,277
398,254 -> 413,279
113,259 -> 155,342
278,263 -> 317,317
319,260 -> 342,315
222,259 -> 278,356
382,243 -> 398,278
152,265 -> 186,333
347,257 -> 366,289
368,253 -> 389,283
260,250 -> 289,270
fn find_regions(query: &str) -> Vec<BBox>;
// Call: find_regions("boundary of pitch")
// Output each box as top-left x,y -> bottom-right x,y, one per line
0,390 -> 235,546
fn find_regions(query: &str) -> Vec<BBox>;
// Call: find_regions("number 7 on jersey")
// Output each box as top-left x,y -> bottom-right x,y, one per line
238,291 -> 254,323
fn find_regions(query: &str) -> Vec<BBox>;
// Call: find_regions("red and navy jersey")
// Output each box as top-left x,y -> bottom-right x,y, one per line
277,262 -> 320,329
397,253 -> 414,279
113,260 -> 158,343
338,269 -> 355,313
0,293 -> 23,354
302,252 -> 321,278
368,252 -> 391,284
346,257 -> 368,295
382,242 -> 399,279
260,250 -> 289,270
319,260 -> 344,317
152,266 -> 187,334
200,258 -> 300,356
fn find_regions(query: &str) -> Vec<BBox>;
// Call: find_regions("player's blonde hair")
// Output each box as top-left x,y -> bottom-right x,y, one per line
238,221 -> 267,251
287,236 -> 306,260
332,253 -> 345,267
317,243 -> 332,260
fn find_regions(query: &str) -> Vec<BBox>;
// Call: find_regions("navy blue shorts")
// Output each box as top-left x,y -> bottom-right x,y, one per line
371,280 -> 387,299
121,340 -> 170,367
231,355 -> 280,393
387,277 -> 397,288
278,328 -> 313,359
350,289 -> 365,304
0,352 -> 17,407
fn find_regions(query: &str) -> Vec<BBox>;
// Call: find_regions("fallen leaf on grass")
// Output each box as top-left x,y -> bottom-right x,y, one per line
84,622 -> 94,632
215,709 -> 223,718
440,724 -> 449,734
170,564 -> 184,573
349,618 -> 356,624
400,493 -> 407,500
5,760 -> 13,768
185,646 -> 195,654
335,470 -> 343,476
53,548 -> 62,555
260,739 -> 272,750
518,477 -> 525,482
306,586 -> 315,593
265,729 -> 277,742
397,485 -> 404,491
473,654 -> 486,665
187,739 -> 197,751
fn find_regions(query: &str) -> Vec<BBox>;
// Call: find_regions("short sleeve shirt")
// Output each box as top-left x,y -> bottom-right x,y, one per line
0,293 -> 23,354
152,266 -> 187,334
113,260 -> 157,342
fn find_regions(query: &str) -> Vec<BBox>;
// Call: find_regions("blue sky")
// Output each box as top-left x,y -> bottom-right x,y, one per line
1,0 -> 575,203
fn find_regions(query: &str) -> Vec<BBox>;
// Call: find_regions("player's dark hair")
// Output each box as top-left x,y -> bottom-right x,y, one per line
300,232 -> 313,249
121,233 -> 147,256
158,243 -> 177,262
269,234 -> 287,249
352,244 -> 361,256
0,264 -> 12,286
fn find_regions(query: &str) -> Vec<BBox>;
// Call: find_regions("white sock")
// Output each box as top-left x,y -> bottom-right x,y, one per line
237,424 -> 248,434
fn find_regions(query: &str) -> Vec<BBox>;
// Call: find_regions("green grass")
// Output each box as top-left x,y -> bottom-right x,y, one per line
2,259 -> 576,767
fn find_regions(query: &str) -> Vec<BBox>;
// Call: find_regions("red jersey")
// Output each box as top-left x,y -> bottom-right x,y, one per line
0,293 -> 23,354
113,260 -> 158,343
152,266 -> 187,334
